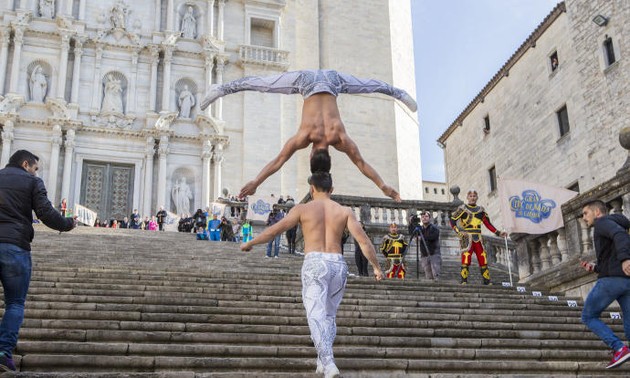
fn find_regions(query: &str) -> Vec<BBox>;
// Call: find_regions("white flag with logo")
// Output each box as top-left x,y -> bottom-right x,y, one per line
74,204 -> 97,227
246,195 -> 274,222
498,178 -> 578,234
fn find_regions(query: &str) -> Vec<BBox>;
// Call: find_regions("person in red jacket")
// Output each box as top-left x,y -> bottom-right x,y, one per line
450,190 -> 507,285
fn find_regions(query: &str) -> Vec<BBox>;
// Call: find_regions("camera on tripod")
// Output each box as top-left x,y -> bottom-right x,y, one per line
408,214 -> 421,237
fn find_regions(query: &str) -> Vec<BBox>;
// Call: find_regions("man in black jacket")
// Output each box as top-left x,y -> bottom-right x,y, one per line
580,200 -> 630,369
417,211 -> 441,280
0,150 -> 76,371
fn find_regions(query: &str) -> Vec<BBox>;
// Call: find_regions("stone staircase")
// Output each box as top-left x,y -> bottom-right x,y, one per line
0,225 -> 627,376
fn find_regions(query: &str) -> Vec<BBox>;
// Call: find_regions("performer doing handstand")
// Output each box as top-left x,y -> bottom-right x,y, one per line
200,69 -> 417,202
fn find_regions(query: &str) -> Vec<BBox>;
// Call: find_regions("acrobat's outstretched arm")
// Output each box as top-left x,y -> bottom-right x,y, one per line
335,135 -> 401,202
239,132 -> 310,198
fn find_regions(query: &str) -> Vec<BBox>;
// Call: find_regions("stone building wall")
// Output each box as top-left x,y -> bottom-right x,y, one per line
439,0 -> 629,230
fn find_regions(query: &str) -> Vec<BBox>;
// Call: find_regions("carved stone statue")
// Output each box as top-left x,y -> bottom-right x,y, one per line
39,0 -> 55,18
102,74 -> 123,113
178,85 -> 195,118
172,177 -> 192,215
110,2 -> 127,29
180,6 -> 196,39
29,65 -> 48,103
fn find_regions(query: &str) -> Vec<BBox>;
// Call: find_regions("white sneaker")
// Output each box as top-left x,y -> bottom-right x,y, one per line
323,364 -> 340,378
399,91 -> 417,112
274,256 -> 279,259
200,84 -> 224,110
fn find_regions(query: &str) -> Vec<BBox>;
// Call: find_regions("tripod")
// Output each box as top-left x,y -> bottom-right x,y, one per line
410,225 -> 431,279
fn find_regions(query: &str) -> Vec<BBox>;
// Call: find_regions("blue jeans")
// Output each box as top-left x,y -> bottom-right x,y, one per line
266,235 -> 281,257
0,243 -> 32,358
582,276 -> 630,351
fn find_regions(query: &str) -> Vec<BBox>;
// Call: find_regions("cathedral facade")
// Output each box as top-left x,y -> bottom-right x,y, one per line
0,0 -> 420,221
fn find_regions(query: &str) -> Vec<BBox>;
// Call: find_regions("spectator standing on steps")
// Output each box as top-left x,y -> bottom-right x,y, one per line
156,206 -> 167,231
0,150 -> 76,372
580,200 -> 630,369
418,211 -> 441,280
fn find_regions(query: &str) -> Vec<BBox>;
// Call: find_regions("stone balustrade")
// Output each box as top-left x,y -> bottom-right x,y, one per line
215,190 -> 518,275
238,45 -> 290,68
512,164 -> 630,299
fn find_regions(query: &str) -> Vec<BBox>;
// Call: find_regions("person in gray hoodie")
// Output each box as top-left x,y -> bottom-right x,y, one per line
580,199 -> 630,369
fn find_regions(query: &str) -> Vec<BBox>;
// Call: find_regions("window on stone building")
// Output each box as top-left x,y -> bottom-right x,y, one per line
550,51 -> 559,72
488,166 -> 497,192
425,187 -> 429,194
567,182 -> 580,193
557,105 -> 570,137
441,188 -> 445,195
433,188 -> 437,194
250,18 -> 275,48
483,115 -> 490,134
604,37 -> 616,66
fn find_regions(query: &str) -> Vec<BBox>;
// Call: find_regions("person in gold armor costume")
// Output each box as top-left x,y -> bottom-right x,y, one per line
380,223 -> 408,279
450,190 -> 507,285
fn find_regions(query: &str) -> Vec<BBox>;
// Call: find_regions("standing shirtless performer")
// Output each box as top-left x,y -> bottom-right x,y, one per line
241,161 -> 384,377
200,69 -> 417,202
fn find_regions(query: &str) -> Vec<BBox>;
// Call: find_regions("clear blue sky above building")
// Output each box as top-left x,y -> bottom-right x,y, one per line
411,0 -> 561,183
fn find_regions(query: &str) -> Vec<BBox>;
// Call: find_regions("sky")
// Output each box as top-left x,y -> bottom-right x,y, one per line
411,0 -> 562,182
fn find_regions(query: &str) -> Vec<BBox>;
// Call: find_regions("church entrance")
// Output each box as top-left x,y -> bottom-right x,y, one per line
80,161 -> 134,223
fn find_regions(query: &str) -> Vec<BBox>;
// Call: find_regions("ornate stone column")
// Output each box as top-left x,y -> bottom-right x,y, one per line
201,139 -> 212,207
78,0 -> 87,20
528,240 -> 541,274
157,135 -> 169,208
217,0 -> 225,41
579,218 -> 593,256
149,45 -> 159,111
48,125 -> 63,203
9,27 -> 24,93
60,128 -> 75,204
548,232 -> 561,265
0,27 -> 11,93
56,33 -> 71,99
538,235 -> 551,270
62,0 -> 73,16
166,0 -> 174,31
207,0 -> 215,37
557,228 -> 569,262
203,53 -> 215,117
215,56 -> 226,119
128,49 -> 139,114
70,38 -> 83,104
90,44 -> 103,112
0,120 -> 14,167
211,140 -> 224,200
161,47 -> 173,111
143,136 -> 155,216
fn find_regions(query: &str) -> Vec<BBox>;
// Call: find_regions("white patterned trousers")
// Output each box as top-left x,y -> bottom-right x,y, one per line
218,69 -> 408,100
301,252 -> 348,368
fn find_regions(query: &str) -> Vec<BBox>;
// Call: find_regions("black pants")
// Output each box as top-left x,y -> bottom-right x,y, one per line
158,222 -> 164,231
354,244 -> 369,276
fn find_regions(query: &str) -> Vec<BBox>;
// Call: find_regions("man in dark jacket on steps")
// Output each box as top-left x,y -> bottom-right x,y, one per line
0,150 -> 76,371
580,199 -> 630,369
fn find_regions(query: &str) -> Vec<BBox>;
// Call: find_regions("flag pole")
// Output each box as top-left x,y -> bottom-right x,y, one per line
503,231 -> 513,287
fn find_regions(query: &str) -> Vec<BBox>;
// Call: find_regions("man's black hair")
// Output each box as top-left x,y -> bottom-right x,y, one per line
583,200 -> 608,215
310,148 -> 331,174
308,171 -> 333,192
8,149 -> 39,168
